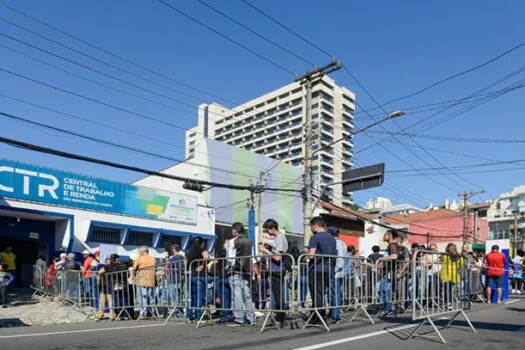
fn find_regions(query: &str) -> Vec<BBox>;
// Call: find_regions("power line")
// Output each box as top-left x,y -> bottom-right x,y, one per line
196,0 -> 315,67
240,0 -> 332,58
0,17 -> 207,104
359,67 -> 525,154
0,94 -> 305,181
0,110 -> 299,182
0,41 -> 198,114
358,40 -> 525,112
388,157 -> 525,174
157,0 -> 296,76
353,83 -> 525,119
365,130 -> 525,144
0,67 -> 191,131
0,102 -> 300,178
0,135 -> 302,193
2,3 -> 238,105
342,65 -> 479,192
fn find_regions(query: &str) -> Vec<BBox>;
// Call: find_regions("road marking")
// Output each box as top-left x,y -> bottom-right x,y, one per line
505,300 -> 520,305
292,324 -> 419,350
0,323 -> 171,339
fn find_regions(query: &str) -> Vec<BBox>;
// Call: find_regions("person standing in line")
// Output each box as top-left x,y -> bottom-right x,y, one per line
485,245 -> 507,304
510,250 -> 523,295
327,226 -> 346,324
258,219 -> 288,326
185,237 -> 209,323
378,229 -> 400,316
131,246 -> 157,318
440,243 -> 463,309
0,263 -> 14,308
97,257 -> 115,321
0,247 -> 16,291
368,245 -> 383,263
307,216 -> 337,324
81,250 -> 96,302
228,222 -> 259,327
166,244 -> 185,318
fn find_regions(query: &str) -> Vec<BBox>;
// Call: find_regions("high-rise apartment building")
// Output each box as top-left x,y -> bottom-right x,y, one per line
185,75 -> 355,207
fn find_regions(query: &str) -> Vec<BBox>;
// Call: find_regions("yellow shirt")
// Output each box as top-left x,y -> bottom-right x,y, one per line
439,255 -> 463,284
0,252 -> 16,270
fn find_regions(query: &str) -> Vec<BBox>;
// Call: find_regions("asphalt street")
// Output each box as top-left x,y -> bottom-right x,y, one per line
1,299 -> 523,350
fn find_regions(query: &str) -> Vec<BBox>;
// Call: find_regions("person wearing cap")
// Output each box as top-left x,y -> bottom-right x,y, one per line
327,226 -> 346,324
81,250 -> 97,304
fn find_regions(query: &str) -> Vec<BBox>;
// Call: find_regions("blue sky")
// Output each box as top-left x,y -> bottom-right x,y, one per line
1,0 -> 524,208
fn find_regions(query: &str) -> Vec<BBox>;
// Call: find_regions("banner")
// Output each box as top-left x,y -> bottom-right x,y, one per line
0,159 -> 197,225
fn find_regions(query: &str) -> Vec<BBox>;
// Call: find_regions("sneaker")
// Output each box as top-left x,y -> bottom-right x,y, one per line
227,321 -> 244,327
329,319 -> 341,325
186,318 -> 196,324
511,289 -> 516,294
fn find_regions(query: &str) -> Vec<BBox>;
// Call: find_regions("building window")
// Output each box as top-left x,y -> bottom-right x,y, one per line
127,230 -> 154,247
90,226 -> 121,244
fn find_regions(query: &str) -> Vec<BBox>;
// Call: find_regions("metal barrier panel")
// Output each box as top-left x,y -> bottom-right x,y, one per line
187,254 -> 294,332
296,254 -> 375,332
373,257 -> 412,318
31,266 -> 47,296
409,250 -> 476,344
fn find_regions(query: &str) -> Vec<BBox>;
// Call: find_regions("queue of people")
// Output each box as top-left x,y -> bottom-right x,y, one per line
27,225 -> 525,324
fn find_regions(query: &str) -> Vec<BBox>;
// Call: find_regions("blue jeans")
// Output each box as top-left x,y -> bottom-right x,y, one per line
139,286 -> 154,317
330,278 -> 342,320
186,276 -> 206,320
378,278 -> 392,312
299,275 -> 308,308
231,274 -> 255,324
216,277 -> 232,321
167,283 -> 183,307
67,281 -> 80,301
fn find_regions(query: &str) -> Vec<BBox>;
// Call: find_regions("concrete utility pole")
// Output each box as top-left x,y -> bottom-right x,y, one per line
257,171 -> 265,250
296,59 -> 341,246
247,179 -> 256,254
459,190 -> 485,249
514,213 -> 518,257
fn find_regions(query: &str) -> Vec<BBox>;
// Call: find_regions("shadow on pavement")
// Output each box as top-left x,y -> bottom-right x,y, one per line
0,318 -> 31,328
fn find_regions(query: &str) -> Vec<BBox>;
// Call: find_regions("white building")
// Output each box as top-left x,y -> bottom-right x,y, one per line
365,197 -> 392,212
0,158 -> 215,287
364,196 -> 422,217
186,75 -> 356,207
487,185 -> 525,244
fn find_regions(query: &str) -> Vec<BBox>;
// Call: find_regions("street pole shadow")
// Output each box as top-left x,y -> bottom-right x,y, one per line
0,318 -> 31,328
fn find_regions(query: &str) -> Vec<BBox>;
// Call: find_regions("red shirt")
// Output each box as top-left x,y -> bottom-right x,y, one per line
485,251 -> 506,276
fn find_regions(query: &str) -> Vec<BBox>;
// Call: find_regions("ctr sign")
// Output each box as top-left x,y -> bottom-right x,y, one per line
0,166 -> 59,199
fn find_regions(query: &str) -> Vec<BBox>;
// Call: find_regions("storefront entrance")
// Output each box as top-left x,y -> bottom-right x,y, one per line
0,213 -> 57,287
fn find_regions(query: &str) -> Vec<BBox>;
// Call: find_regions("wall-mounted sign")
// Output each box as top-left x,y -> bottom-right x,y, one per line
0,159 -> 197,225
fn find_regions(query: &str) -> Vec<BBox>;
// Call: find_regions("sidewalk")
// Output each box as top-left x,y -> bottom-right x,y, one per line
0,289 -> 90,327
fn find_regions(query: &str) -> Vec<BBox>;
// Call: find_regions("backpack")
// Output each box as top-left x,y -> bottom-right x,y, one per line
284,240 -> 300,272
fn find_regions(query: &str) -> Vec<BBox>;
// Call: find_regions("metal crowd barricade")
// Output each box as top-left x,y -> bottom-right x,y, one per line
409,250 -> 477,344
296,254 -> 375,332
373,257 -> 412,318
31,266 -> 47,297
187,254 -> 295,333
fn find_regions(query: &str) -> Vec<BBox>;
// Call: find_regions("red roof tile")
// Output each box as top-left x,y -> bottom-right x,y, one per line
383,209 -> 461,225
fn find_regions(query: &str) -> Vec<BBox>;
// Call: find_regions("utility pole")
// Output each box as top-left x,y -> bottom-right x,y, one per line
459,189 -> 485,249
473,210 -> 479,242
296,59 -> 341,246
257,171 -> 265,251
513,211 -> 519,257
247,179 -> 256,254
